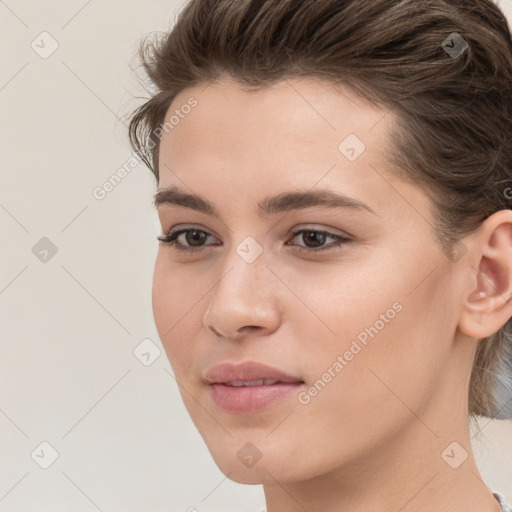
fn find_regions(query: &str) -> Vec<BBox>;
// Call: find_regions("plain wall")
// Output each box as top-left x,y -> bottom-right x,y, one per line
0,1 -> 511,510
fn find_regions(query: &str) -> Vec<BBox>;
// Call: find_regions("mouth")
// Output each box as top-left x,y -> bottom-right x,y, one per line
204,361 -> 305,413
204,361 -> 304,385
222,379 -> 297,386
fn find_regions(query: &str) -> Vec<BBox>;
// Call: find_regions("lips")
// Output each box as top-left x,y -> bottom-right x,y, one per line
204,361 -> 304,386
204,361 -> 305,413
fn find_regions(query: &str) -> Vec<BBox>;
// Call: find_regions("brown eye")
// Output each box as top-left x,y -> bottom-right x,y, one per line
287,229 -> 352,254
301,231 -> 328,247
185,229 -> 208,246
156,228 -> 218,253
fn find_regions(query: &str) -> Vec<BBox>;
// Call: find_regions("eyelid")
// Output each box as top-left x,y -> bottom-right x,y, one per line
161,222 -> 352,239
161,223 -> 221,240
291,223 -> 353,239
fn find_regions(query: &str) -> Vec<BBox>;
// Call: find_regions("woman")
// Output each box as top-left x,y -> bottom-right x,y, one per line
128,0 -> 512,510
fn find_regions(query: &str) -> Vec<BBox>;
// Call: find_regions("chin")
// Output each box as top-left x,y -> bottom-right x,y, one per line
202,433 -> 311,485
224,466 -> 270,485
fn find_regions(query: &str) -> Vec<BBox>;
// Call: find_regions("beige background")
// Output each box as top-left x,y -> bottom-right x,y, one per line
0,1 -> 511,511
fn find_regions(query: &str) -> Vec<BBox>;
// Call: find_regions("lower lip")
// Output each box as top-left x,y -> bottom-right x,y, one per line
209,382 -> 304,413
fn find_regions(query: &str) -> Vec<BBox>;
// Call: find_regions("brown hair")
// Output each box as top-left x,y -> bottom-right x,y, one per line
128,0 -> 512,419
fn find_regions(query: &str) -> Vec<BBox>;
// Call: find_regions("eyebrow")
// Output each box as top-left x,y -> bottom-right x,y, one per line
153,185 -> 376,218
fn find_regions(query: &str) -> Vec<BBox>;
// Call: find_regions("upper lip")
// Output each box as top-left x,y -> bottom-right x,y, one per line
204,361 -> 304,385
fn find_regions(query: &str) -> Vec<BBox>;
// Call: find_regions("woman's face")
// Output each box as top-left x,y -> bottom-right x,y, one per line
153,77 -> 473,484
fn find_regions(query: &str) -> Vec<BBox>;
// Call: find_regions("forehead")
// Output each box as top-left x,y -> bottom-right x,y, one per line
160,76 -> 392,164
162,78 -> 392,146
156,76 -> 417,219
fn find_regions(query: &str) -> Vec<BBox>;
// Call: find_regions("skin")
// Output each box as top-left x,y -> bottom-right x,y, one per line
152,76 -> 512,512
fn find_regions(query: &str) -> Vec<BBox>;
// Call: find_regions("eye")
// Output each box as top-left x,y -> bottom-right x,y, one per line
157,226 -> 352,255
156,228 -> 219,253
286,229 -> 352,254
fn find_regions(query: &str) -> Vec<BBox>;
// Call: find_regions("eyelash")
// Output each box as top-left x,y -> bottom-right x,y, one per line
156,228 -> 352,254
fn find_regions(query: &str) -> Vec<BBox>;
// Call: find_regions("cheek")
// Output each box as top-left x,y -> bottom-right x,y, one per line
284,253 -> 451,403
151,254 -> 205,369
278,256 -> 401,351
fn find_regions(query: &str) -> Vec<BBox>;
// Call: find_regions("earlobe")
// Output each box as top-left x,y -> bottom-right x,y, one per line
458,209 -> 512,339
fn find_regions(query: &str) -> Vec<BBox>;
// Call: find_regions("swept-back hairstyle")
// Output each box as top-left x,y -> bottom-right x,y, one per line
128,0 -> 512,419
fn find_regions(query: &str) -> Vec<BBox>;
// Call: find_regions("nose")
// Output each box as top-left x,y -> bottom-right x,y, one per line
202,248 -> 282,341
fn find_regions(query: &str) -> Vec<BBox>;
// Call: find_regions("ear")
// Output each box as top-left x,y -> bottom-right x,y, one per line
458,209 -> 512,339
